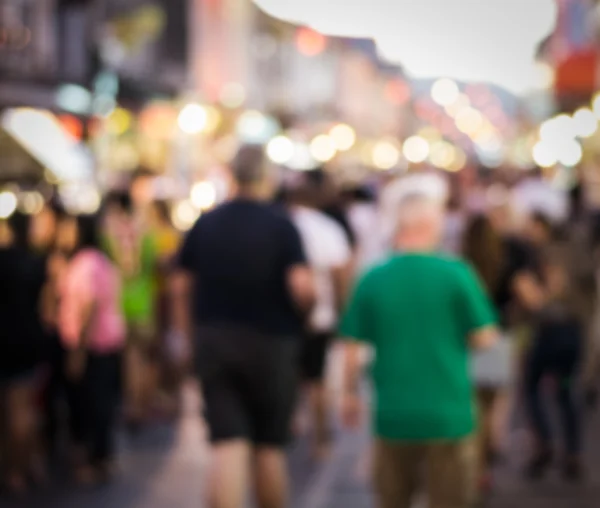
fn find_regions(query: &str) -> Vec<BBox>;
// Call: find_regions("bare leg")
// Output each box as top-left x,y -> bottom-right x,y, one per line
5,381 -> 36,493
254,447 -> 289,508
308,382 -> 331,459
207,440 -> 250,508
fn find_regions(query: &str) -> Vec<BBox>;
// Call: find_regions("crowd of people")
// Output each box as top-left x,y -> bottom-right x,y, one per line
0,171 -> 183,493
0,146 -> 598,508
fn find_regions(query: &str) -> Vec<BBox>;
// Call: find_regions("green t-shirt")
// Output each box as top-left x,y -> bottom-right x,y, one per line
103,233 -> 158,327
340,253 -> 496,442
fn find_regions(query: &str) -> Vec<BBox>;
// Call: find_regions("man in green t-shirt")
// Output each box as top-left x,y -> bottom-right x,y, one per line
340,190 -> 498,508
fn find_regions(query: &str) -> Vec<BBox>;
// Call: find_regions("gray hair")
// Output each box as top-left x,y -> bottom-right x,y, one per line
231,144 -> 272,186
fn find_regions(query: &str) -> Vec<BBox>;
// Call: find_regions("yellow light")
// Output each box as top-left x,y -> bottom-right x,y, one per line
107,107 -> 133,135
266,136 -> 294,164
532,141 -> 557,168
329,124 -> 356,151
309,134 -> 337,162
447,148 -> 467,172
431,78 -> 460,107
444,94 -> 471,118
417,126 -> 442,142
0,191 -> 17,219
19,191 -> 44,215
455,107 -> 484,136
593,92 -> 600,119
172,200 -> 200,231
191,181 -> 217,211
535,62 -> 555,89
178,104 -> 208,134
219,83 -> 246,109
572,108 -> 597,138
429,141 -> 456,170
402,136 -> 429,163
372,140 -> 400,170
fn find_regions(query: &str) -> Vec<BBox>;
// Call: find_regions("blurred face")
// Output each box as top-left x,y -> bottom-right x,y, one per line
29,206 -> 57,250
131,176 -> 154,208
526,217 -> 551,246
0,221 -> 13,246
56,217 -> 78,253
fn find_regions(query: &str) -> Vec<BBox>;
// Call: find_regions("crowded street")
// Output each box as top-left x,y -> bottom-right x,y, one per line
2,360 -> 600,508
4,1 -> 600,508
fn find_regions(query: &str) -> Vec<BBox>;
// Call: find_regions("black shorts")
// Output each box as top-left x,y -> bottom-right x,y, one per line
195,326 -> 299,447
300,331 -> 334,382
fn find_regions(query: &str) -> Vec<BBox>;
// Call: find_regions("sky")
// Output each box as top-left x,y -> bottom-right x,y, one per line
253,0 -> 559,95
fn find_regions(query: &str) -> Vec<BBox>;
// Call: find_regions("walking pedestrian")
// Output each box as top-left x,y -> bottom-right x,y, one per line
283,174 -> 353,459
463,214 -> 513,494
520,213 -> 585,480
340,187 -> 498,508
173,145 -> 315,508
59,214 -> 125,483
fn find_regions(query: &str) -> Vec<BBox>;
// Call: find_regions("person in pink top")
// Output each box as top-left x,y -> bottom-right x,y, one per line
58,214 -> 125,483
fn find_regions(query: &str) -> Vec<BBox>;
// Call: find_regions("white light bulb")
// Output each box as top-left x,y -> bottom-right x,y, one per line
178,104 -> 208,134
431,78 -> 460,107
572,108 -> 597,138
191,181 -> 217,210
266,136 -> 294,164
0,191 -> 17,219
403,136 -> 430,163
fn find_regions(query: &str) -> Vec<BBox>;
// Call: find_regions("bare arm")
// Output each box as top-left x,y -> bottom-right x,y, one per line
470,325 -> 499,350
331,262 -> 353,313
287,264 -> 316,313
171,269 -> 193,339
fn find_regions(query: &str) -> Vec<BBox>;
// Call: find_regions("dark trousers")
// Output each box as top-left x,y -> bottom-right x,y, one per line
71,352 -> 121,464
525,321 -> 582,455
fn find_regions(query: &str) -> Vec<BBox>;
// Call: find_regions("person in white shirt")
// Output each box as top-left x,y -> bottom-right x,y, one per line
282,173 -> 352,458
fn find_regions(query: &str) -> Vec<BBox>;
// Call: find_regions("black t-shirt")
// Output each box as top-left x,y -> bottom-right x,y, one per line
0,247 -> 45,378
493,236 -> 540,324
322,205 -> 356,248
178,199 -> 307,336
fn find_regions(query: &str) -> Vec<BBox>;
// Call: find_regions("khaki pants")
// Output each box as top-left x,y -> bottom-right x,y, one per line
373,436 -> 477,508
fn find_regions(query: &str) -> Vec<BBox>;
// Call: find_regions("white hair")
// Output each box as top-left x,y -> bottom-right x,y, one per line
379,173 -> 448,246
396,194 -> 445,231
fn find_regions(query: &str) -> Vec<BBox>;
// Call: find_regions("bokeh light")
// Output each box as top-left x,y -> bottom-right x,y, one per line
532,141 -> 557,168
309,134 -> 337,162
172,200 -> 200,231
237,111 -> 280,144
19,191 -> 44,215
178,104 -> 208,134
329,124 -> 356,151
266,135 -> 295,164
295,27 -> 327,56
219,83 -> 247,109
402,136 -> 430,163
0,191 -> 17,219
191,181 -> 217,210
455,107 -> 484,136
557,139 -> 583,167
572,108 -> 597,138
431,78 -> 460,107
372,141 -> 400,170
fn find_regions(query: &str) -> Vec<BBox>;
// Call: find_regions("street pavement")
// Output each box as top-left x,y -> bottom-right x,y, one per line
2,368 -> 599,507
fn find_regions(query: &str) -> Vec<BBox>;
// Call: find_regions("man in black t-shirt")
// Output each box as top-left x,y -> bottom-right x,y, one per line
174,145 -> 315,508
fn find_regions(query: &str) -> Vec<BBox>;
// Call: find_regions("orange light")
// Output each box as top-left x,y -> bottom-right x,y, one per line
295,28 -> 326,57
58,114 -> 83,140
385,79 -> 410,106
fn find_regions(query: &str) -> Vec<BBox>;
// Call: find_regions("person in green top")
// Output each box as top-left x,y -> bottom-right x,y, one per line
103,191 -> 158,429
339,189 -> 498,508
